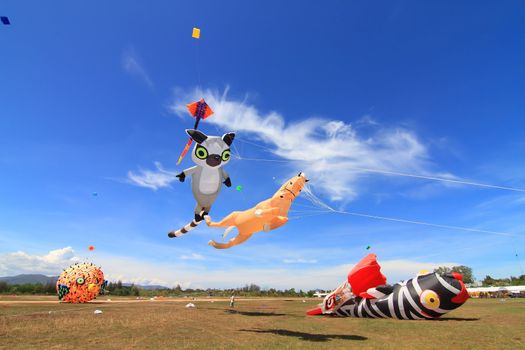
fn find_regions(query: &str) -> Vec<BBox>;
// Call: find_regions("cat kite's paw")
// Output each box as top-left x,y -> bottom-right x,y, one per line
208,240 -> 216,246
263,223 -> 271,232
204,215 -> 211,225
254,209 -> 263,217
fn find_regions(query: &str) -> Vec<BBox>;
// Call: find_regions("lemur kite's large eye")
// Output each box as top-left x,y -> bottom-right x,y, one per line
420,290 -> 440,310
221,149 -> 231,161
195,146 -> 208,160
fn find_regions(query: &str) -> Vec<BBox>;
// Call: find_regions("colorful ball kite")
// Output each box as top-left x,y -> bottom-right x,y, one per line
56,262 -> 107,303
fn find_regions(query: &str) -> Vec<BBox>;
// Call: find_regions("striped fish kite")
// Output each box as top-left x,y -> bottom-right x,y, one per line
307,254 -> 469,320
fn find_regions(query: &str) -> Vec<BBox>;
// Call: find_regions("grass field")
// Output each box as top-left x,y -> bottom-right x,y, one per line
1,296 -> 524,349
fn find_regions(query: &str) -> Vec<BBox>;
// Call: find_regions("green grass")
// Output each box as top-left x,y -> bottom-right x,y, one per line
1,296 -> 524,349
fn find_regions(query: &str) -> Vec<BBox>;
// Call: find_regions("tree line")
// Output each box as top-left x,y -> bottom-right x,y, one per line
0,280 -> 327,297
0,281 -> 56,295
433,265 -> 525,287
104,282 -> 324,297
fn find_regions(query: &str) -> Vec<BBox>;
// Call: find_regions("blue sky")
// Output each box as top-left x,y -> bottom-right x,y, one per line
1,0 -> 524,289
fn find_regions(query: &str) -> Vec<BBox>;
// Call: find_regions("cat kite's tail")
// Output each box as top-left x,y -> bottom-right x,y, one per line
168,211 -> 207,238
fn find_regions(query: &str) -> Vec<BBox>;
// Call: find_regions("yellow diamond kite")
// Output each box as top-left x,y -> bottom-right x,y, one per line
192,27 -> 201,39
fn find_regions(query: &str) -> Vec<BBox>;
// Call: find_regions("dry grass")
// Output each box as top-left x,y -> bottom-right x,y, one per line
1,296 -> 524,349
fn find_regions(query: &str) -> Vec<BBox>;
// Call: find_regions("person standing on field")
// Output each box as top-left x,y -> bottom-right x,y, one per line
230,295 -> 235,308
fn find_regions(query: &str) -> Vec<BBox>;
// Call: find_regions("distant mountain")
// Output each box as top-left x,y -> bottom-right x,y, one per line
0,274 -> 57,285
122,283 -> 170,290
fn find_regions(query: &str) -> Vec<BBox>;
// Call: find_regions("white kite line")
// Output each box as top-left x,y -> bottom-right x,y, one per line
236,156 -> 525,193
297,185 -> 520,238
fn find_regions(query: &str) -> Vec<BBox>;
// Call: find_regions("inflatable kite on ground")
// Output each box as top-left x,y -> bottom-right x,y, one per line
168,129 -> 235,238
307,254 -> 469,319
56,262 -> 107,303
204,172 -> 308,249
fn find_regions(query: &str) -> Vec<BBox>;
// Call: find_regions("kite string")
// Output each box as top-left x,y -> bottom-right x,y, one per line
191,28 -> 244,161
218,131 -> 525,263
232,138 -> 525,193
293,202 -> 329,211
194,32 -> 202,88
331,210 -> 518,237
288,212 -> 333,220
235,138 -> 277,154
237,156 -> 525,193
299,185 -> 521,238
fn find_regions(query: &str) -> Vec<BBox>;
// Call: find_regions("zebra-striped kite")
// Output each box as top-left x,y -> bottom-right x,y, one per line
307,254 -> 469,320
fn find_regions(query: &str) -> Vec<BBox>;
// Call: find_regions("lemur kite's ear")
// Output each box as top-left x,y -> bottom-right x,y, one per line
222,132 -> 235,146
186,129 -> 208,144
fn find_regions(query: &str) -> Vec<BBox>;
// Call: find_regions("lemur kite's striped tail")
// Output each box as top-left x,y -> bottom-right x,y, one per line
168,211 -> 207,238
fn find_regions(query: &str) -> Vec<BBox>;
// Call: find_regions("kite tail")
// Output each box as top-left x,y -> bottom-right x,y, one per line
168,211 -> 206,238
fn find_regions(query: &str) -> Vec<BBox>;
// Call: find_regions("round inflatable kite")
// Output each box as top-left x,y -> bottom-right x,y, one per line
56,262 -> 107,303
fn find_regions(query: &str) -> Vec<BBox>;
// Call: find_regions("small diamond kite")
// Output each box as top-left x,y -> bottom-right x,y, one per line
192,27 -> 200,39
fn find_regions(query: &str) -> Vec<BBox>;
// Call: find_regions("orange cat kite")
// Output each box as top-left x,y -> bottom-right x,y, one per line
205,172 -> 308,249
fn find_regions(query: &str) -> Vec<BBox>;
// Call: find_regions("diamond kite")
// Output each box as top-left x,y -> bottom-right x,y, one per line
176,99 -> 214,165
192,27 -> 200,39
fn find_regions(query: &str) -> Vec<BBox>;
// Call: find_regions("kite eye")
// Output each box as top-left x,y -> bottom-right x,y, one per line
221,149 -> 231,161
420,290 -> 440,310
76,277 -> 85,285
195,146 -> 208,160
325,295 -> 335,309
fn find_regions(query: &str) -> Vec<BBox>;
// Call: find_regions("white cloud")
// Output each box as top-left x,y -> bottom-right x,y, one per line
122,48 -> 153,88
0,247 -> 80,276
166,87 -> 453,202
179,253 -> 205,261
93,253 -> 457,290
283,258 -> 318,264
127,161 -> 176,190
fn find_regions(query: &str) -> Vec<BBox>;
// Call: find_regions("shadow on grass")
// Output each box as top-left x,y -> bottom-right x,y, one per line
226,310 -> 286,317
240,329 -> 367,342
434,317 -> 480,322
